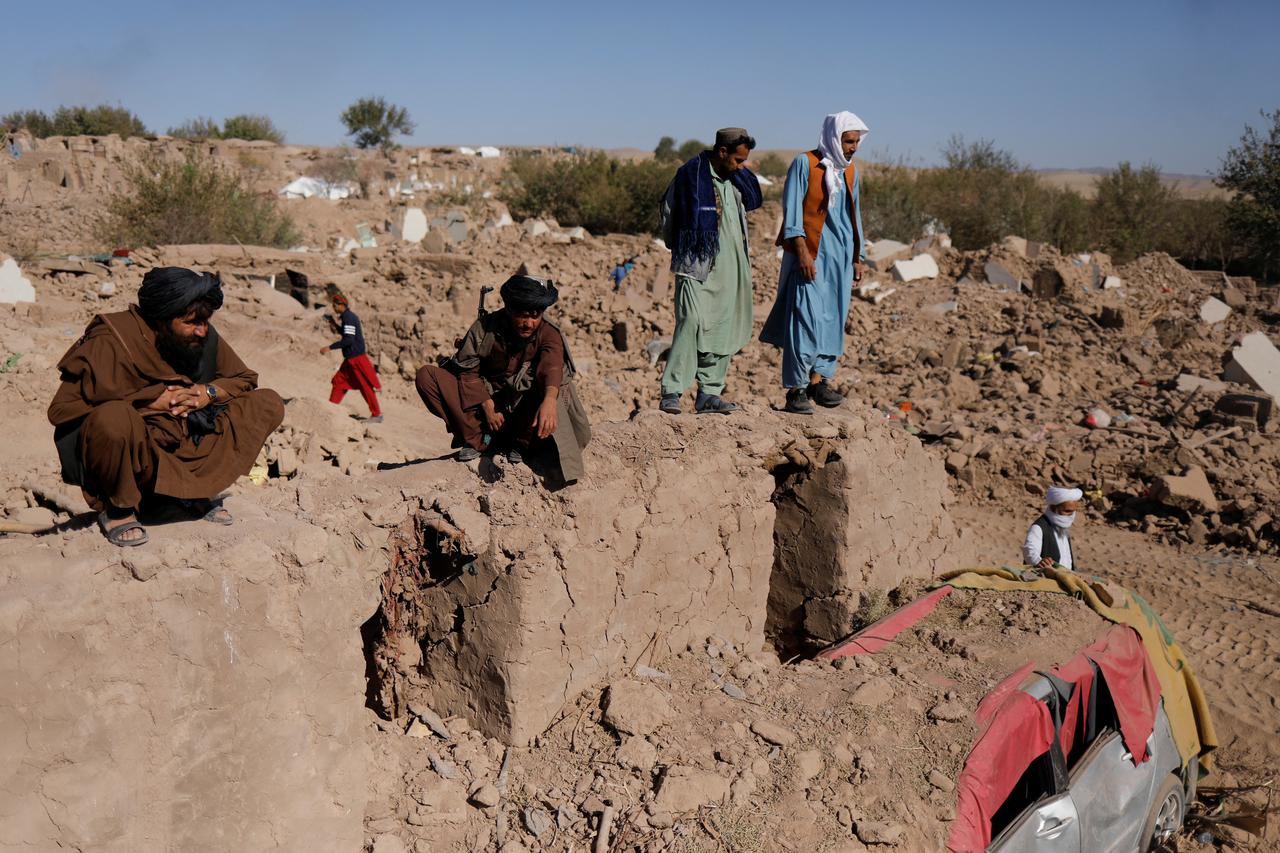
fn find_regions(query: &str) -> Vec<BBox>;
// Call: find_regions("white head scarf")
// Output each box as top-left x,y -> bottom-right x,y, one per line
1044,486 -> 1083,529
817,111 -> 870,198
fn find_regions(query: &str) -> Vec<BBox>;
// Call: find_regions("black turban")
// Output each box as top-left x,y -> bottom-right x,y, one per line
137,267 -> 224,324
499,275 -> 558,311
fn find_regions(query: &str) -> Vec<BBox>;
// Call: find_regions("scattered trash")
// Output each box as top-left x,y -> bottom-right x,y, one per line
279,176 -> 353,200
1084,407 -> 1112,429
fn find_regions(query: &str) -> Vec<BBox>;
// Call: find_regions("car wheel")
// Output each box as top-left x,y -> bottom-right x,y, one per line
1141,774 -> 1185,851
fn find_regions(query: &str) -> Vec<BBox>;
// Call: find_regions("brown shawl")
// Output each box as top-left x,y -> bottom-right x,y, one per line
48,306 -> 278,498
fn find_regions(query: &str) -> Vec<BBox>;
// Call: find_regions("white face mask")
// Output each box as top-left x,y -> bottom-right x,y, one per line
1046,510 -> 1076,529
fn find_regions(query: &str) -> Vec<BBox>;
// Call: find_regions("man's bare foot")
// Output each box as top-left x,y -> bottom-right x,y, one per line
98,510 -> 149,547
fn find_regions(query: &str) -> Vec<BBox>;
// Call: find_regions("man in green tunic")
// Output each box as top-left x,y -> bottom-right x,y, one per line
658,128 -> 763,414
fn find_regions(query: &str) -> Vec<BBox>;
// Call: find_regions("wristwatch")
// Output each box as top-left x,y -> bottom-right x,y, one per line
205,385 -> 218,400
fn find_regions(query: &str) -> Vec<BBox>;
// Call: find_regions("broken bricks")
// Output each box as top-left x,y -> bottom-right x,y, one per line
1223,331 -> 1280,402
1151,466 -> 1219,514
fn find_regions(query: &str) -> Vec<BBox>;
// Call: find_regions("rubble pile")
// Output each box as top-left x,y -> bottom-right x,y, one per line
361,588 -> 1109,853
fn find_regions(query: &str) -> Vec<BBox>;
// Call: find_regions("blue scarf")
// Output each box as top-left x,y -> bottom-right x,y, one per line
670,151 -> 763,269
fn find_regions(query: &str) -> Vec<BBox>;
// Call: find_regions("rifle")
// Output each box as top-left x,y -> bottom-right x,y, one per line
441,286 -> 497,367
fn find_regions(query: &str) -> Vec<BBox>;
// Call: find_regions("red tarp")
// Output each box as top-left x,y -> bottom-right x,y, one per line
948,665 -> 1056,852
816,586 -> 954,661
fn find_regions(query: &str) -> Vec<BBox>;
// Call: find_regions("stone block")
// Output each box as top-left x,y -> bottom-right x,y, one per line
0,255 -> 37,303
865,239 -> 910,270
1214,392 -> 1273,430
1002,236 -> 1029,257
891,253 -> 939,283
399,208 -> 428,243
1175,374 -> 1228,394
1151,466 -> 1219,513
984,261 -> 1022,292
1221,286 -> 1247,309
1223,332 -> 1280,402
1199,297 -> 1230,325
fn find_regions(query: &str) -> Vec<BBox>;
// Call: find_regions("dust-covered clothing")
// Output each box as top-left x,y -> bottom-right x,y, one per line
415,312 -> 590,482
661,158 -> 755,397
759,150 -> 864,388
47,306 -> 284,510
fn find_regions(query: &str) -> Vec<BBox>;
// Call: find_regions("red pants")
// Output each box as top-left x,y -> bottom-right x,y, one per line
330,354 -> 382,417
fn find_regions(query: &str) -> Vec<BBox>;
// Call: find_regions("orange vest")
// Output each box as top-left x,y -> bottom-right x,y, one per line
776,150 -> 859,259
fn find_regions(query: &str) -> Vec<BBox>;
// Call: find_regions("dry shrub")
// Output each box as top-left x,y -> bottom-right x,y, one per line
97,150 -> 299,248
502,150 -> 675,235
310,152 -> 359,186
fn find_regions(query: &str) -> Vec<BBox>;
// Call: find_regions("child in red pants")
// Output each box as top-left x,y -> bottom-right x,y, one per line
320,293 -> 382,421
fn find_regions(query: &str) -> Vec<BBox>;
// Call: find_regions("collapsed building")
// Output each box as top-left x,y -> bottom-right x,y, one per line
2,135 -> 1278,851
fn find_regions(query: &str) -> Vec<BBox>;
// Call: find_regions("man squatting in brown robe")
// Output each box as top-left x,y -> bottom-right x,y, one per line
415,274 -> 591,483
48,267 -> 284,546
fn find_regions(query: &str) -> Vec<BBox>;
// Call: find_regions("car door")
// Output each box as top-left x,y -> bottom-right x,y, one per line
988,790 -> 1082,852
1064,728 -> 1156,852
1068,707 -> 1179,853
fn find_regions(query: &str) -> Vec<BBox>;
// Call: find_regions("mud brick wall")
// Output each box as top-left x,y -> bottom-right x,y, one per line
769,411 -> 968,646
380,411 -> 777,747
0,508 -> 376,852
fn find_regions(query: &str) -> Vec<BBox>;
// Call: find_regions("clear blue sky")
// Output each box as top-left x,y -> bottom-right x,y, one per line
6,0 -> 1278,175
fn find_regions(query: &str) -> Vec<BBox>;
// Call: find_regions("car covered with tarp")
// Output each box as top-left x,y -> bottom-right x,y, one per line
817,566 -> 1217,853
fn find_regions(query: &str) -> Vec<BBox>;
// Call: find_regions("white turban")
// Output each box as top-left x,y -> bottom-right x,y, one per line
817,111 -> 870,199
1045,486 -> 1083,509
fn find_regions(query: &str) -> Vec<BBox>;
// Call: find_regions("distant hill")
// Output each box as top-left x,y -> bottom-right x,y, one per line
605,148 -> 1227,200
1035,169 -> 1225,200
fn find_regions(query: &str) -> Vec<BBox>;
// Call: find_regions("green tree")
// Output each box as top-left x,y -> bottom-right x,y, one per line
168,117 -> 222,139
1091,162 -> 1176,262
919,136 -> 1035,249
502,150 -> 677,235
341,97 -> 414,150
3,105 -> 148,138
1,109 -> 55,136
168,114 -> 285,143
98,149 -> 298,247
654,136 -> 677,161
1218,108 -> 1280,278
50,105 -> 149,137
676,138 -> 707,161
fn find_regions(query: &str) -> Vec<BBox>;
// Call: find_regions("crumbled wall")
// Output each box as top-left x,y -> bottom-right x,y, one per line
768,412 -> 967,647
0,507 -> 378,852
370,407 -> 963,747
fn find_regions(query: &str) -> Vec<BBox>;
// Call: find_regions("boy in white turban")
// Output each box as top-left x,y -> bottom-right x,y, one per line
1023,486 -> 1083,569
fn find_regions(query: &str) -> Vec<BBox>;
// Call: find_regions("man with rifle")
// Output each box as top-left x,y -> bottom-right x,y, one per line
414,274 -> 591,484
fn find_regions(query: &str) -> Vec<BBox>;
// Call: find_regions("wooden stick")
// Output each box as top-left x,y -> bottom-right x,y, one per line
594,804 -> 615,853
1168,386 -> 1203,425
1186,426 -> 1240,449
0,520 -> 52,535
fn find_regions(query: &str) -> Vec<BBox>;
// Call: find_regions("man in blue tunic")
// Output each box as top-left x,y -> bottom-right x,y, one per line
760,112 -> 869,414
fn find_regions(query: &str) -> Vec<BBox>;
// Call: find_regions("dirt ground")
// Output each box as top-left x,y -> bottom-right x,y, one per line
1,135 -> 1277,851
